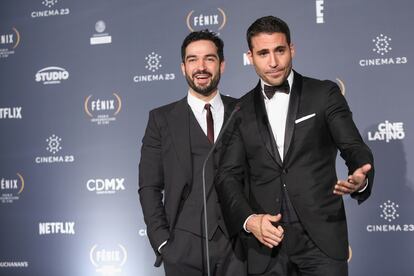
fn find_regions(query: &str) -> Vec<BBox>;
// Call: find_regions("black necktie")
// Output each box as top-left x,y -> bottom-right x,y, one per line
263,80 -> 290,99
204,103 -> 214,144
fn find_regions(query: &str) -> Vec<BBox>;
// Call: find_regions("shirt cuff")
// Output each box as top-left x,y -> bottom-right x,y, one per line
158,240 -> 168,253
358,179 -> 369,193
243,214 -> 257,233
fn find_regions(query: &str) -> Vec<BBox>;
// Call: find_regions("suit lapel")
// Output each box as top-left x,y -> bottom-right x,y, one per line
253,81 -> 283,167
283,71 -> 302,160
166,97 -> 192,184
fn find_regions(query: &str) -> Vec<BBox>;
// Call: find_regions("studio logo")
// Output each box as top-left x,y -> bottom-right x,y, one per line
0,27 -> 21,59
31,0 -> 70,18
90,244 -> 127,275
0,107 -> 22,119
366,200 -> 414,232
315,0 -> 324,24
35,66 -> 69,85
84,93 -> 121,125
186,8 -> 226,34
133,51 -> 176,83
39,221 -> 75,235
90,20 -> 112,45
0,173 -> 24,204
359,34 -> 408,67
87,178 -> 126,195
35,134 -> 75,164
368,120 -> 405,143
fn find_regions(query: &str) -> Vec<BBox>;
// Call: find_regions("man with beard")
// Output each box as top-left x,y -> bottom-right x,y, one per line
139,30 -> 245,276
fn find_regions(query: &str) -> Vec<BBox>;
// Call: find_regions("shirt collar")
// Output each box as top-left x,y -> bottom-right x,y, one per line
260,70 -> 294,99
187,91 -> 223,114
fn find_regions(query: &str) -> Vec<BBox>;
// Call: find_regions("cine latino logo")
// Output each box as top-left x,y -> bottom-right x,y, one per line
368,120 -> 404,143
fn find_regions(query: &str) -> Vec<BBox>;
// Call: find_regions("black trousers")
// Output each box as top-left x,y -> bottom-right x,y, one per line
162,227 -> 246,276
250,222 -> 348,276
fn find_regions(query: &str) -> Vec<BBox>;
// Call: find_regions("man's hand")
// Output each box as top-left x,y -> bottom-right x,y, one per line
246,214 -> 284,248
334,163 -> 372,195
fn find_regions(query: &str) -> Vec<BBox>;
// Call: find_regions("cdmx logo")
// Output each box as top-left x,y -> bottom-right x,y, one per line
145,52 -> 162,72
84,93 -> 122,125
186,8 -> 227,33
90,244 -> 127,275
380,200 -> 399,222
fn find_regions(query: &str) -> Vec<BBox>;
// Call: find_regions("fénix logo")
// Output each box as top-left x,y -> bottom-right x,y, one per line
35,134 -> 75,164
0,27 -> 21,59
84,93 -> 121,125
87,178 -> 126,195
315,0 -> 324,24
90,244 -> 127,275
35,66 -> 69,85
368,120 -> 405,143
0,173 -> 25,204
359,33 -> 408,67
39,222 -> 75,235
186,8 -> 226,34
133,52 -> 176,83
366,200 -> 414,232
0,107 -> 22,119
31,0 -> 70,18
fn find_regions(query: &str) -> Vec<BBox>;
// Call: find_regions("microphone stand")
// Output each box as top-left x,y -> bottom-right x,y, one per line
201,104 -> 240,276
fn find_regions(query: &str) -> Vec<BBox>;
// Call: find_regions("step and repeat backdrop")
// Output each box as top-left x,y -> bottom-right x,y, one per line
1,0 -> 413,275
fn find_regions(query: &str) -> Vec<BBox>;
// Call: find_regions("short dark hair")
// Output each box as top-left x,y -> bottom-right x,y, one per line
181,29 -> 224,62
246,16 -> 291,50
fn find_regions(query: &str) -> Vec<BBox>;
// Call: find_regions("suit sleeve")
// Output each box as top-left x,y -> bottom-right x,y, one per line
216,114 -> 253,236
324,82 -> 374,203
138,110 -> 170,254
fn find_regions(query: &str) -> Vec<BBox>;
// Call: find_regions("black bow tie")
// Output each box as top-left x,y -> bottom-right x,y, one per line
263,81 -> 290,99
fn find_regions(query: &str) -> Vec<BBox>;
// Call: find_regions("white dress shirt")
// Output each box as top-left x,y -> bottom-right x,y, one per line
187,91 -> 225,142
262,71 -> 294,161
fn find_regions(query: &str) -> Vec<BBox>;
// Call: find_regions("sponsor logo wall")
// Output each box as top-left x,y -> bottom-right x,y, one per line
0,1 -> 413,276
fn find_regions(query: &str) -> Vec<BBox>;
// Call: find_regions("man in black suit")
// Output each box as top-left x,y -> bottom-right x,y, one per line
216,16 -> 374,276
139,30 -> 245,276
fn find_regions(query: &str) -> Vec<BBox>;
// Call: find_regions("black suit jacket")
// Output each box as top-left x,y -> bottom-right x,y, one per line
139,94 -> 236,266
216,71 -> 374,274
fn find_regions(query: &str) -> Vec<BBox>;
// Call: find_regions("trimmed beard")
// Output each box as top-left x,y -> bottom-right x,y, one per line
185,70 -> 221,97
